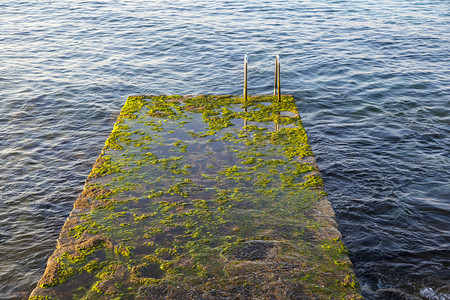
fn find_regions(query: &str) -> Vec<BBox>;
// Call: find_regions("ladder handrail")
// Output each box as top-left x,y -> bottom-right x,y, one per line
274,54 -> 281,102
244,54 -> 248,103
243,54 -> 280,102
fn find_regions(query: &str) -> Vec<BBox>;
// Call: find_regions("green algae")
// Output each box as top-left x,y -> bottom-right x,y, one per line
88,156 -> 124,179
30,95 -> 361,300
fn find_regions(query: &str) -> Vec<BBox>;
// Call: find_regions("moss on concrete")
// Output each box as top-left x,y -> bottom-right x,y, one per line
30,95 -> 362,299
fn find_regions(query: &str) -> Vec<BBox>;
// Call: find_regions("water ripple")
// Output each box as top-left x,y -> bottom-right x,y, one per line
1,0 -> 449,299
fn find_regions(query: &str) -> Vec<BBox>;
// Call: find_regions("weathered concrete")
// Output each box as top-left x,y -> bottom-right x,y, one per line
30,95 -> 362,299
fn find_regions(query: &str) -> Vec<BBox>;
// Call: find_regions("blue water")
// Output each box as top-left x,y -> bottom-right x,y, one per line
0,0 -> 449,299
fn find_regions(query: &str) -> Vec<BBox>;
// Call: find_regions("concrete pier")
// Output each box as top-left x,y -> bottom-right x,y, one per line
30,95 -> 362,299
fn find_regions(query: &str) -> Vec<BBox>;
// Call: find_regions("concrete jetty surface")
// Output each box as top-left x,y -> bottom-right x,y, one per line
30,95 -> 362,299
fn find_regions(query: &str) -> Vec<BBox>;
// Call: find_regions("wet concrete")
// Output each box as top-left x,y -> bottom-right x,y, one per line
30,95 -> 362,299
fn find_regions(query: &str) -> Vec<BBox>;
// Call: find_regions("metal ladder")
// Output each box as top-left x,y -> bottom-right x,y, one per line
243,54 -> 281,102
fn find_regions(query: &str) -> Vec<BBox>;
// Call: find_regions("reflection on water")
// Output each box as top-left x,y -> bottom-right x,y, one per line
0,0 -> 449,299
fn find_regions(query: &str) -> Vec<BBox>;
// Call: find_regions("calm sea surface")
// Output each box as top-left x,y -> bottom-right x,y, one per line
0,0 -> 449,299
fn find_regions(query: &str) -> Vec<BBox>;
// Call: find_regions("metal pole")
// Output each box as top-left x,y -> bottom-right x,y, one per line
244,54 -> 248,103
274,55 -> 278,95
276,54 -> 281,102
275,55 -> 281,130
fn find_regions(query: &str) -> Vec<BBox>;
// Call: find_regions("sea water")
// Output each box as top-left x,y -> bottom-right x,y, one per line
0,0 -> 448,298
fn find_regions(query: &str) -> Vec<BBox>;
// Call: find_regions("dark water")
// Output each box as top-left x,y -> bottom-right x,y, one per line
0,0 -> 448,299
